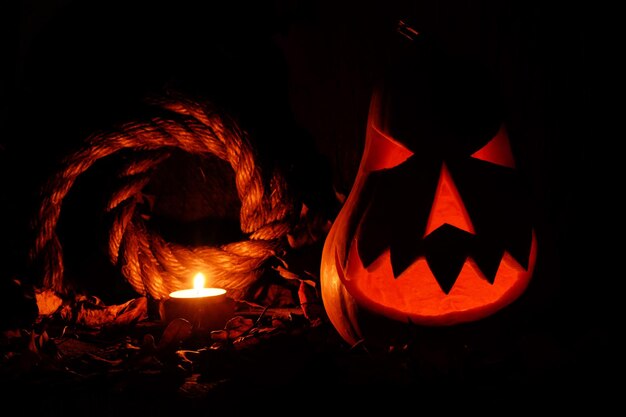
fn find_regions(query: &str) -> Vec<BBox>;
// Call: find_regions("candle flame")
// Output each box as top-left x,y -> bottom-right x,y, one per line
168,272 -> 226,298
193,272 -> 206,290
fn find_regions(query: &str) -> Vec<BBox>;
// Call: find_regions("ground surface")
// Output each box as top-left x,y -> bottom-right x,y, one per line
1,293 -> 617,416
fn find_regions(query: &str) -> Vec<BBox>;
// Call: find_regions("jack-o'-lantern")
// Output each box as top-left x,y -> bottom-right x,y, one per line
320,25 -> 538,349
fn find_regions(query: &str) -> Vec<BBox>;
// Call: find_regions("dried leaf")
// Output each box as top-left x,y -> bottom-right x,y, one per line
21,330 -> 60,367
177,350 -> 201,364
271,319 -> 286,329
38,330 -> 49,348
254,327 -> 278,336
35,289 -> 63,316
335,189 -> 347,204
178,373 -> 224,398
59,304 -> 74,322
273,265 -> 318,288
287,204 -> 333,249
210,330 -> 229,342
225,316 -> 254,339
298,281 -> 325,322
1,349 -> 41,376
232,334 -> 260,350
85,353 -> 124,367
263,284 -> 297,307
27,331 -> 38,354
76,307 -> 114,327
111,297 -> 148,326
235,299 -> 266,310
75,294 -> 105,306
157,318 -> 193,351
273,265 -> 302,280
1,329 -> 22,343
142,334 -> 157,354
76,297 -> 148,328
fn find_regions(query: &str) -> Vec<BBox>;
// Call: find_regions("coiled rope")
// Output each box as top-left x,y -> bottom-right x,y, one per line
29,91 -> 298,300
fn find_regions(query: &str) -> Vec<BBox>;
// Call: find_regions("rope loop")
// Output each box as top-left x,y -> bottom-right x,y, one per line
29,90 -> 299,300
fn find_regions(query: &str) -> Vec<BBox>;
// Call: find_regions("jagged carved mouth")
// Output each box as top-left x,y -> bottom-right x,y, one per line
336,228 -> 537,325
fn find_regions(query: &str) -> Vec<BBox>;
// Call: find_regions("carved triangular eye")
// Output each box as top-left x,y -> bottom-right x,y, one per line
471,124 -> 516,168
362,123 -> 414,172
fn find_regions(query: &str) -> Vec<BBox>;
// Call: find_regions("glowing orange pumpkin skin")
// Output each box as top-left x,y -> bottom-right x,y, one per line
320,39 -> 538,348
321,96 -> 538,348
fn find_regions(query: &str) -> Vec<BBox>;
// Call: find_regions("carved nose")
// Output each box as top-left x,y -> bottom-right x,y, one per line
424,163 -> 475,238
422,163 -> 478,294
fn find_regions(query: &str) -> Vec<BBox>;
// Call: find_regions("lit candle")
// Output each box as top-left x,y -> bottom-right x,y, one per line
169,272 -> 227,299
160,272 -> 235,332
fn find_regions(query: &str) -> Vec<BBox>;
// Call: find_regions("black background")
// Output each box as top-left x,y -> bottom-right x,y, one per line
0,0 -> 619,398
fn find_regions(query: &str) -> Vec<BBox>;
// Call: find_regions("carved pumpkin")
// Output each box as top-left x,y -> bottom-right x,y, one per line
320,28 -> 538,349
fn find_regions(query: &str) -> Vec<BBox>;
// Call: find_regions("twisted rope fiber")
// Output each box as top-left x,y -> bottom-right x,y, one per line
30,92 -> 298,300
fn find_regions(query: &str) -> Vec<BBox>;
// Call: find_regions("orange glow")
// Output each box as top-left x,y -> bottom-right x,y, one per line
169,272 -> 226,299
424,163 -> 475,236
471,124 -> 516,168
362,124 -> 414,172
169,287 -> 226,299
193,272 -> 206,290
337,230 -> 537,326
